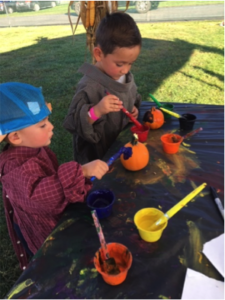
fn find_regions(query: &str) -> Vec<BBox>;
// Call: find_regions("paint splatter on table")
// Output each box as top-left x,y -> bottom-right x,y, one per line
6,103 -> 224,299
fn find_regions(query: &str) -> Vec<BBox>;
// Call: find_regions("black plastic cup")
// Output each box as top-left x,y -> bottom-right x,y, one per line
179,114 -> 196,131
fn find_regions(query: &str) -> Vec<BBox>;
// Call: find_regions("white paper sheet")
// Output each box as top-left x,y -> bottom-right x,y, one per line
203,234 -> 224,277
181,268 -> 224,299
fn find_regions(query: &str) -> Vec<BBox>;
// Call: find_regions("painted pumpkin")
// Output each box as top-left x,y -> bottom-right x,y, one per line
143,106 -> 164,129
120,134 -> 149,171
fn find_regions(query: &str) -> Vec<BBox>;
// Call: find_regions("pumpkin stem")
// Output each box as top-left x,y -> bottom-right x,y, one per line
131,133 -> 139,145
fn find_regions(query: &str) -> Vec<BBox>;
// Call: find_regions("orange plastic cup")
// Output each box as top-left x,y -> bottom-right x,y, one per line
93,242 -> 132,285
161,133 -> 182,154
130,125 -> 150,142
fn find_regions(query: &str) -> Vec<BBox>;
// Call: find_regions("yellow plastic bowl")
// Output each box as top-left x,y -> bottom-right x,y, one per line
134,208 -> 168,242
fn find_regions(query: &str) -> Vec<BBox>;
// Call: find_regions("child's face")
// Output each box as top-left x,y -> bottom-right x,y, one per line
95,45 -> 141,80
18,117 -> 54,148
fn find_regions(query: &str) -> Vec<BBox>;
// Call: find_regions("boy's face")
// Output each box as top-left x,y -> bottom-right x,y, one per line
95,45 -> 141,80
17,117 -> 54,148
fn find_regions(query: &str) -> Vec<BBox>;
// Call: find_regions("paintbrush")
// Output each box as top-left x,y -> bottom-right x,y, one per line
105,90 -> 144,130
181,127 -> 203,141
159,107 -> 185,119
149,93 -> 162,107
91,210 -> 120,275
90,146 -> 132,181
169,127 -> 203,143
149,182 -> 207,231
121,107 -> 144,130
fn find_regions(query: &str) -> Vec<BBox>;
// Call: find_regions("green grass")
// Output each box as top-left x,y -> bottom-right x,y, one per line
0,1 -> 223,18
0,20 -> 224,298
157,0 -> 223,8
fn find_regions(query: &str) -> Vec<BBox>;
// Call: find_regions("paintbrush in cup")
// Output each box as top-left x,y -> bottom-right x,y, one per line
149,183 -> 207,231
149,93 -> 162,107
91,210 -> 120,275
169,127 -> 203,143
121,107 -> 144,130
181,127 -> 203,141
159,107 -> 185,119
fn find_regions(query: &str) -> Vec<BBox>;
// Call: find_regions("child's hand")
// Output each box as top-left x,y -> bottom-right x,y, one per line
81,160 -> 109,180
130,106 -> 139,120
94,95 -> 123,117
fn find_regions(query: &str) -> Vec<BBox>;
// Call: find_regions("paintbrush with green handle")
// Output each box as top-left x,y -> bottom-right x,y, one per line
149,93 -> 162,107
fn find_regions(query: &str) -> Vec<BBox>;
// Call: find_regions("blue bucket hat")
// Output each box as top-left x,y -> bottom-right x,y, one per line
0,82 -> 51,142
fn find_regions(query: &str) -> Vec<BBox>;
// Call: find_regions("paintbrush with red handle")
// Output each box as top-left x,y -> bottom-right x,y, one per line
105,90 -> 144,130
121,107 -> 144,130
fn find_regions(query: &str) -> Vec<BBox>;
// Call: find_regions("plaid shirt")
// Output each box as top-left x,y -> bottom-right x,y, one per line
0,145 -> 92,270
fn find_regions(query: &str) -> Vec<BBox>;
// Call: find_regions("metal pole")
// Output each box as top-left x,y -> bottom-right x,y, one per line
3,1 -> 11,28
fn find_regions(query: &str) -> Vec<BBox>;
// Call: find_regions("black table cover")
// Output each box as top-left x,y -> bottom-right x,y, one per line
6,102 -> 224,299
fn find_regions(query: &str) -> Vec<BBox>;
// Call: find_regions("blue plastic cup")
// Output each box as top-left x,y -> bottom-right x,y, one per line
86,189 -> 115,219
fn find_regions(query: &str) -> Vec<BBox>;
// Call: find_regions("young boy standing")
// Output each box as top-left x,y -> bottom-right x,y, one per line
0,82 -> 109,270
63,12 -> 142,164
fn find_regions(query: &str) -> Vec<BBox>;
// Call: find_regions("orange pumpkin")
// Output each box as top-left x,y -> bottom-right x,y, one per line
143,106 -> 164,129
120,134 -> 149,171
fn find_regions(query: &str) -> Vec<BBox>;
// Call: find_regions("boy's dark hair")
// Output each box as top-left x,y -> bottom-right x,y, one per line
95,12 -> 142,55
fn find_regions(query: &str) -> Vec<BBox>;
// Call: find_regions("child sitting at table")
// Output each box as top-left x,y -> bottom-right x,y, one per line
63,12 -> 142,164
0,82 -> 109,270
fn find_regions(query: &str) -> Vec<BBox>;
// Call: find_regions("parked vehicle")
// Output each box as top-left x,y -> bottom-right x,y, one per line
17,0 -> 31,11
31,0 -> 56,11
0,0 -> 60,14
135,1 -> 159,13
71,1 -> 159,15
17,0 -> 56,11
0,1 -> 17,14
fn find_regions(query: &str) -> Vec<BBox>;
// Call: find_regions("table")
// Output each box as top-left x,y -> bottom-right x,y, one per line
6,102 -> 224,299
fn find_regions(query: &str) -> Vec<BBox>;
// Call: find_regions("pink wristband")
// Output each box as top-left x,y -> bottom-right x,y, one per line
88,107 -> 99,121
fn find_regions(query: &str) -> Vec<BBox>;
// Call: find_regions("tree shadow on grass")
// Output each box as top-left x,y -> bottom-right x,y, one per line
0,33 -> 223,162
193,65 -> 224,82
134,37 -> 224,99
